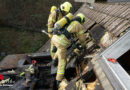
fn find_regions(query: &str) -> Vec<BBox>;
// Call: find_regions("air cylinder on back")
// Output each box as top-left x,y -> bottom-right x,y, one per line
54,13 -> 73,30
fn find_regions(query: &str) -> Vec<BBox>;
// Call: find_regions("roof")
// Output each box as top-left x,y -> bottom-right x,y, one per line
76,3 -> 130,37
37,39 -> 51,53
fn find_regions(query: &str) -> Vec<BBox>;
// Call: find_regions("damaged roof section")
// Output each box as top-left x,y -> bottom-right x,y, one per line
77,3 -> 130,37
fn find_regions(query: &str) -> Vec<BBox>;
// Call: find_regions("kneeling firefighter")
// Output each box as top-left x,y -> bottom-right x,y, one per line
48,2 -> 72,61
51,13 -> 86,88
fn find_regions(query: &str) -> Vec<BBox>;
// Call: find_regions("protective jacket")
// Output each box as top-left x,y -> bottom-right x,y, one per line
48,9 -> 64,38
51,21 -> 86,81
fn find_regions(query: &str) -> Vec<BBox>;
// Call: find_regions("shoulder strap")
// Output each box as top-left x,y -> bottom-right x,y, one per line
55,9 -> 60,22
71,17 -> 81,23
64,16 -> 71,24
61,28 -> 74,43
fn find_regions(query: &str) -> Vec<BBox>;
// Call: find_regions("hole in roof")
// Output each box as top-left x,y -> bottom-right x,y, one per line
117,49 -> 130,75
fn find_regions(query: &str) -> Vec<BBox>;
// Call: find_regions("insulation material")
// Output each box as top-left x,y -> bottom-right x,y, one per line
76,80 -> 86,90
99,32 -> 117,48
59,79 -> 69,90
86,81 -> 96,90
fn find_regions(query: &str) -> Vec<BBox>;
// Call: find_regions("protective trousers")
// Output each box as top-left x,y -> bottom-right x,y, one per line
51,38 -> 68,81
50,43 -> 56,60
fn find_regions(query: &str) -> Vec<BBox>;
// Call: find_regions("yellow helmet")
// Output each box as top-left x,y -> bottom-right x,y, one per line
60,2 -> 72,13
76,13 -> 86,24
50,6 -> 57,13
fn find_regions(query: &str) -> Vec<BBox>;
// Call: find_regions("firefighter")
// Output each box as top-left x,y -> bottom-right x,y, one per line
51,13 -> 86,87
48,1 -> 72,38
48,2 -> 72,60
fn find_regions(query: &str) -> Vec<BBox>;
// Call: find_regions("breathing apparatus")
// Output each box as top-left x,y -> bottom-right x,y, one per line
53,13 -> 73,35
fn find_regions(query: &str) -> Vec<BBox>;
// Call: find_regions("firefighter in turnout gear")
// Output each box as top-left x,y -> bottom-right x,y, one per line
48,2 -> 72,61
51,13 -> 86,86
48,1 -> 72,38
